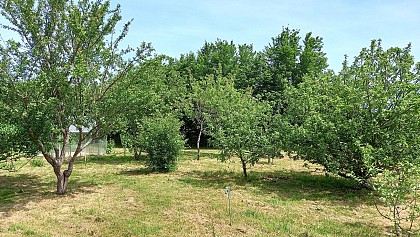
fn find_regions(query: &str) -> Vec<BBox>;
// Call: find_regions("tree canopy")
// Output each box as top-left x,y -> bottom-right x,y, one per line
207,76 -> 275,178
284,40 -> 420,183
0,0 -> 141,194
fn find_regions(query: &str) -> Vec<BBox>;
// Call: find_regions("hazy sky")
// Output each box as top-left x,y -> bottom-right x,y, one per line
1,1 -> 419,71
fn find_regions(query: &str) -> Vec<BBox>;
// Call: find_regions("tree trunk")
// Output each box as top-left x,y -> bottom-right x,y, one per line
52,162 -> 64,195
134,148 -> 141,160
196,120 -> 204,161
54,148 -> 78,195
56,171 -> 70,195
239,156 -> 248,178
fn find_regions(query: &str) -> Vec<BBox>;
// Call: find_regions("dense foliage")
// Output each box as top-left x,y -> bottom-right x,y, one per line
284,40 -> 420,235
0,101 -> 36,168
285,40 -> 420,182
120,55 -> 185,159
141,116 -> 184,172
253,28 -> 328,112
185,72 -> 234,160
0,123 -> 35,170
205,76 -> 276,177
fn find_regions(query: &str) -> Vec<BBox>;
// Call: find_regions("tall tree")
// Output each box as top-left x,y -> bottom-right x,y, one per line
176,40 -> 259,148
195,39 -> 238,79
234,43 -> 261,91
257,27 -> 328,112
0,0 -> 141,194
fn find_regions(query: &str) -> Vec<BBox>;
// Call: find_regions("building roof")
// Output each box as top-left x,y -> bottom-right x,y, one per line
69,125 -> 91,133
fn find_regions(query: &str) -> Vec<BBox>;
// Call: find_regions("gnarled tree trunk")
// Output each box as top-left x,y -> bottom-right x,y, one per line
49,129 -> 86,195
54,147 -> 82,194
56,169 -> 71,195
53,152 -> 76,195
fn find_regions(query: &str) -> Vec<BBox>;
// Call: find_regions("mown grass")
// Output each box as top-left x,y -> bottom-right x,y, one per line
0,149 -> 418,237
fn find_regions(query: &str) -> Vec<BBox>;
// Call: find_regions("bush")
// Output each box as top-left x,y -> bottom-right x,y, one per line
30,158 -> 44,167
365,150 -> 420,236
106,139 -> 115,154
142,116 -> 184,172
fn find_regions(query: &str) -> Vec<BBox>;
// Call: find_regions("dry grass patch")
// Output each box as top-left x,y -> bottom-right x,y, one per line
0,150 -> 418,236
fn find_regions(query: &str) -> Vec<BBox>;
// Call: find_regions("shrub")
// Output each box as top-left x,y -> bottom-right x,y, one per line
364,150 -> 420,236
30,158 -> 44,167
142,116 -> 184,172
106,139 -> 115,154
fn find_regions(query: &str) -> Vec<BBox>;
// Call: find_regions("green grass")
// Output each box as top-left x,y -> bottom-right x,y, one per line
0,149 -> 418,236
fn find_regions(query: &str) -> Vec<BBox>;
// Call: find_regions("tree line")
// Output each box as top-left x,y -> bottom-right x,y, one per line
0,1 -> 418,235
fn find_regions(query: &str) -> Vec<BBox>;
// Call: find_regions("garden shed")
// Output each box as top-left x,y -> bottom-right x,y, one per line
65,125 -> 107,157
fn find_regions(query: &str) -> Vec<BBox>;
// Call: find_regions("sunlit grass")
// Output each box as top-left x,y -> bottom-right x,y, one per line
0,149 -> 418,236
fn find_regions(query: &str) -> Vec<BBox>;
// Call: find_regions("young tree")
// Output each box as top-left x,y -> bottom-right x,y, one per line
176,39 -> 261,148
0,0 -> 141,194
185,73 -> 232,160
209,77 -> 274,178
364,146 -> 420,236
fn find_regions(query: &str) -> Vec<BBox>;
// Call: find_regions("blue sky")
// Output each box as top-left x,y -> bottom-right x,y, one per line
1,0 -> 419,71
114,0 -> 420,71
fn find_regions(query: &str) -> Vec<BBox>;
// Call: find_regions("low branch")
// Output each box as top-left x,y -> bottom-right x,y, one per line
28,128 -> 54,166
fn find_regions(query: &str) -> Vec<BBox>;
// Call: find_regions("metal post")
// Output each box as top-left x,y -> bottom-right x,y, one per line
226,186 -> 231,226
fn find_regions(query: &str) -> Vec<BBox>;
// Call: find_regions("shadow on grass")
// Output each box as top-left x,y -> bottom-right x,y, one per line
78,154 -> 137,165
0,172 -> 100,216
182,149 -> 220,160
118,167 -> 155,176
118,165 -> 178,176
178,169 -> 371,205
0,174 -> 51,210
81,150 -> 217,166
75,153 -> 371,206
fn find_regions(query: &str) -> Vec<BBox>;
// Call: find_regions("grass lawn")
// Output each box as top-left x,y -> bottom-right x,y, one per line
0,149 -> 418,237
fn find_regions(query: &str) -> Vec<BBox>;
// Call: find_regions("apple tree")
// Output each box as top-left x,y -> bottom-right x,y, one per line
0,0 -> 142,194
